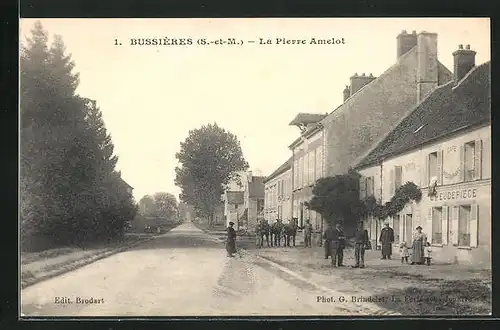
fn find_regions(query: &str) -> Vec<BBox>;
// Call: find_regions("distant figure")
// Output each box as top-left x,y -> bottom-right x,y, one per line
424,242 -> 432,266
400,242 -> 410,264
226,221 -> 237,257
335,223 -> 346,267
302,220 -> 313,248
352,222 -> 369,268
379,222 -> 395,260
255,221 -> 263,248
411,226 -> 427,265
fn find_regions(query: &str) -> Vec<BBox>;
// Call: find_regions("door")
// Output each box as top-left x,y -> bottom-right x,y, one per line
404,214 -> 413,244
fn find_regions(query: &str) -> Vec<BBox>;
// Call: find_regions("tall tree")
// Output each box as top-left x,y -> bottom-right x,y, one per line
139,195 -> 156,216
174,123 -> 248,227
152,192 -> 178,220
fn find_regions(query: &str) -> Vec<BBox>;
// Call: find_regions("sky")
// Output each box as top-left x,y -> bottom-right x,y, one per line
19,18 -> 490,202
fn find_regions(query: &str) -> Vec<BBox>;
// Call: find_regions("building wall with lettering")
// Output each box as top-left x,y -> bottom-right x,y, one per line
358,124 -> 491,266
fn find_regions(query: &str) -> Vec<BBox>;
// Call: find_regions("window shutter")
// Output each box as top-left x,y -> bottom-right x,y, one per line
437,149 -> 444,185
422,154 -> 428,187
359,177 -> 367,199
395,166 -> 403,189
470,204 -> 479,248
441,206 -> 449,245
450,206 -> 459,246
428,207 -> 433,243
474,139 -> 483,180
459,145 -> 465,182
388,168 -> 395,196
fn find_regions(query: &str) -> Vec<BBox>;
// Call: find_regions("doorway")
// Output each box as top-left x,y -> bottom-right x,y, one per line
404,214 -> 413,244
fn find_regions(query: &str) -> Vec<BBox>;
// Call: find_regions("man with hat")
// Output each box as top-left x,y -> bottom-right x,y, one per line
379,221 -> 395,260
226,221 -> 237,257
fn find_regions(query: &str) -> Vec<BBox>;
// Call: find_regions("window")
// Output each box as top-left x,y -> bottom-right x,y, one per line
294,159 -> 299,190
301,156 -> 307,187
464,141 -> 476,182
359,177 -> 366,199
393,215 -> 400,244
366,176 -> 375,196
315,146 -> 322,181
428,152 -> 438,184
458,205 -> 471,247
404,214 -> 413,244
431,207 -> 443,244
394,166 -> 402,190
308,150 -> 315,185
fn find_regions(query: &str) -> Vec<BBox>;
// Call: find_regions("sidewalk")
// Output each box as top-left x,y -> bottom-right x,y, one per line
21,231 -> 170,289
254,245 -> 491,315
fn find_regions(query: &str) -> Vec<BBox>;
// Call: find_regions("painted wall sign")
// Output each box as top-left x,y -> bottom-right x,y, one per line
429,188 -> 477,201
446,145 -> 457,153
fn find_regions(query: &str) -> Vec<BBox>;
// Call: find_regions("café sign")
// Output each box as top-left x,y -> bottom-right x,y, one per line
429,188 -> 477,201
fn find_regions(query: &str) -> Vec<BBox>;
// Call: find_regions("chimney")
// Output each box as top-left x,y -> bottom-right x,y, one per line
452,44 -> 476,85
349,73 -> 376,95
397,30 -> 418,58
343,85 -> 350,102
416,31 -> 438,103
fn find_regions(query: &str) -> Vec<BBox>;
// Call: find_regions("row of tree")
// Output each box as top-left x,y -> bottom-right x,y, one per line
20,21 -> 137,251
138,192 -> 179,220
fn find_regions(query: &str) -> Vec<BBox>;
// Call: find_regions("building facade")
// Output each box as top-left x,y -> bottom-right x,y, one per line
356,53 -> 490,266
263,157 -> 292,223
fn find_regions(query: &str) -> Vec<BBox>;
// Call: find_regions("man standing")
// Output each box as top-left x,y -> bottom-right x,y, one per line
352,222 -> 369,268
303,220 -> 313,248
226,221 -> 237,257
335,223 -> 346,267
255,220 -> 262,248
379,222 -> 395,260
262,220 -> 271,247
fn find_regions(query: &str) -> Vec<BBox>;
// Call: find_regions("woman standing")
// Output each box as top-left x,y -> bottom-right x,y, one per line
226,221 -> 237,257
410,226 -> 427,265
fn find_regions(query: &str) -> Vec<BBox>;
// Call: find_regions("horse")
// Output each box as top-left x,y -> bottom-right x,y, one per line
283,218 -> 299,247
270,219 -> 284,247
259,220 -> 271,247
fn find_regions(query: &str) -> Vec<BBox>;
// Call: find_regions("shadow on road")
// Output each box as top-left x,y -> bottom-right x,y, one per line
129,233 -> 222,251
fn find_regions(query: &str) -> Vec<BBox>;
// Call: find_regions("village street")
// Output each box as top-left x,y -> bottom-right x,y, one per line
21,222 -> 394,317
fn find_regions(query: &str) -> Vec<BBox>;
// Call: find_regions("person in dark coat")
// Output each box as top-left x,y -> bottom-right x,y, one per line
226,221 -> 237,257
379,222 -> 395,260
335,223 -> 346,267
302,220 -> 313,248
323,224 -> 336,264
323,226 -> 332,259
352,222 -> 370,268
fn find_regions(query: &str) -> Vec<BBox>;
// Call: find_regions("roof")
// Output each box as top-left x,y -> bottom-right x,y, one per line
263,157 -> 292,184
357,61 -> 491,168
288,113 -> 327,126
248,176 -> 265,198
226,191 -> 244,205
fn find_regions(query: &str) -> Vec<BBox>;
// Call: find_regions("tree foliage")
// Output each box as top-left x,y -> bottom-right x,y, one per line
174,123 -> 248,226
20,21 -> 136,251
139,193 -> 178,220
305,169 -> 364,228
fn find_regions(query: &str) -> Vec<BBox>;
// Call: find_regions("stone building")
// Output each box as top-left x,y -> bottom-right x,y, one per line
263,157 -> 292,223
356,46 -> 490,266
288,30 -> 454,238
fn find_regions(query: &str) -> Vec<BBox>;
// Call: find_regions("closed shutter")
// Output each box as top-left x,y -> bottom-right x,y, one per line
474,139 -> 483,180
450,206 -> 459,246
422,153 -> 428,187
470,204 -> 479,247
442,206 -> 449,245
437,149 -> 444,185
370,176 -> 375,196
359,177 -> 367,199
388,168 -> 395,197
395,166 -> 403,190
459,145 -> 465,182
428,207 -> 433,243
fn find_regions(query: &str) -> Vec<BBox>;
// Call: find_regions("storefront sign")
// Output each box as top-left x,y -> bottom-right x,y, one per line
429,188 -> 477,201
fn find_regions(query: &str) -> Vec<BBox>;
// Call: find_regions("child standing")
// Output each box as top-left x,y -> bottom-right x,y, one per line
424,242 -> 432,266
400,242 -> 409,264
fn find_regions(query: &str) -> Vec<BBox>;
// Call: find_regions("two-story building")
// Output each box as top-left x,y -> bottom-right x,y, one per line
289,114 -> 326,238
263,157 -> 292,223
356,45 -> 490,266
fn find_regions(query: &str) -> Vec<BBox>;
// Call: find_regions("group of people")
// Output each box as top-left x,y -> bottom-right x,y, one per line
226,219 -> 433,266
378,222 -> 432,266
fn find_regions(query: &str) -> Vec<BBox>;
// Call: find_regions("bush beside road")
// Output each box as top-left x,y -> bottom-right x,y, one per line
21,226 -> 179,290
254,246 -> 491,315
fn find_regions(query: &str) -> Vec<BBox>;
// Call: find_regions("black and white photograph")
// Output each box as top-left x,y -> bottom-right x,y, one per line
19,18 -> 491,317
